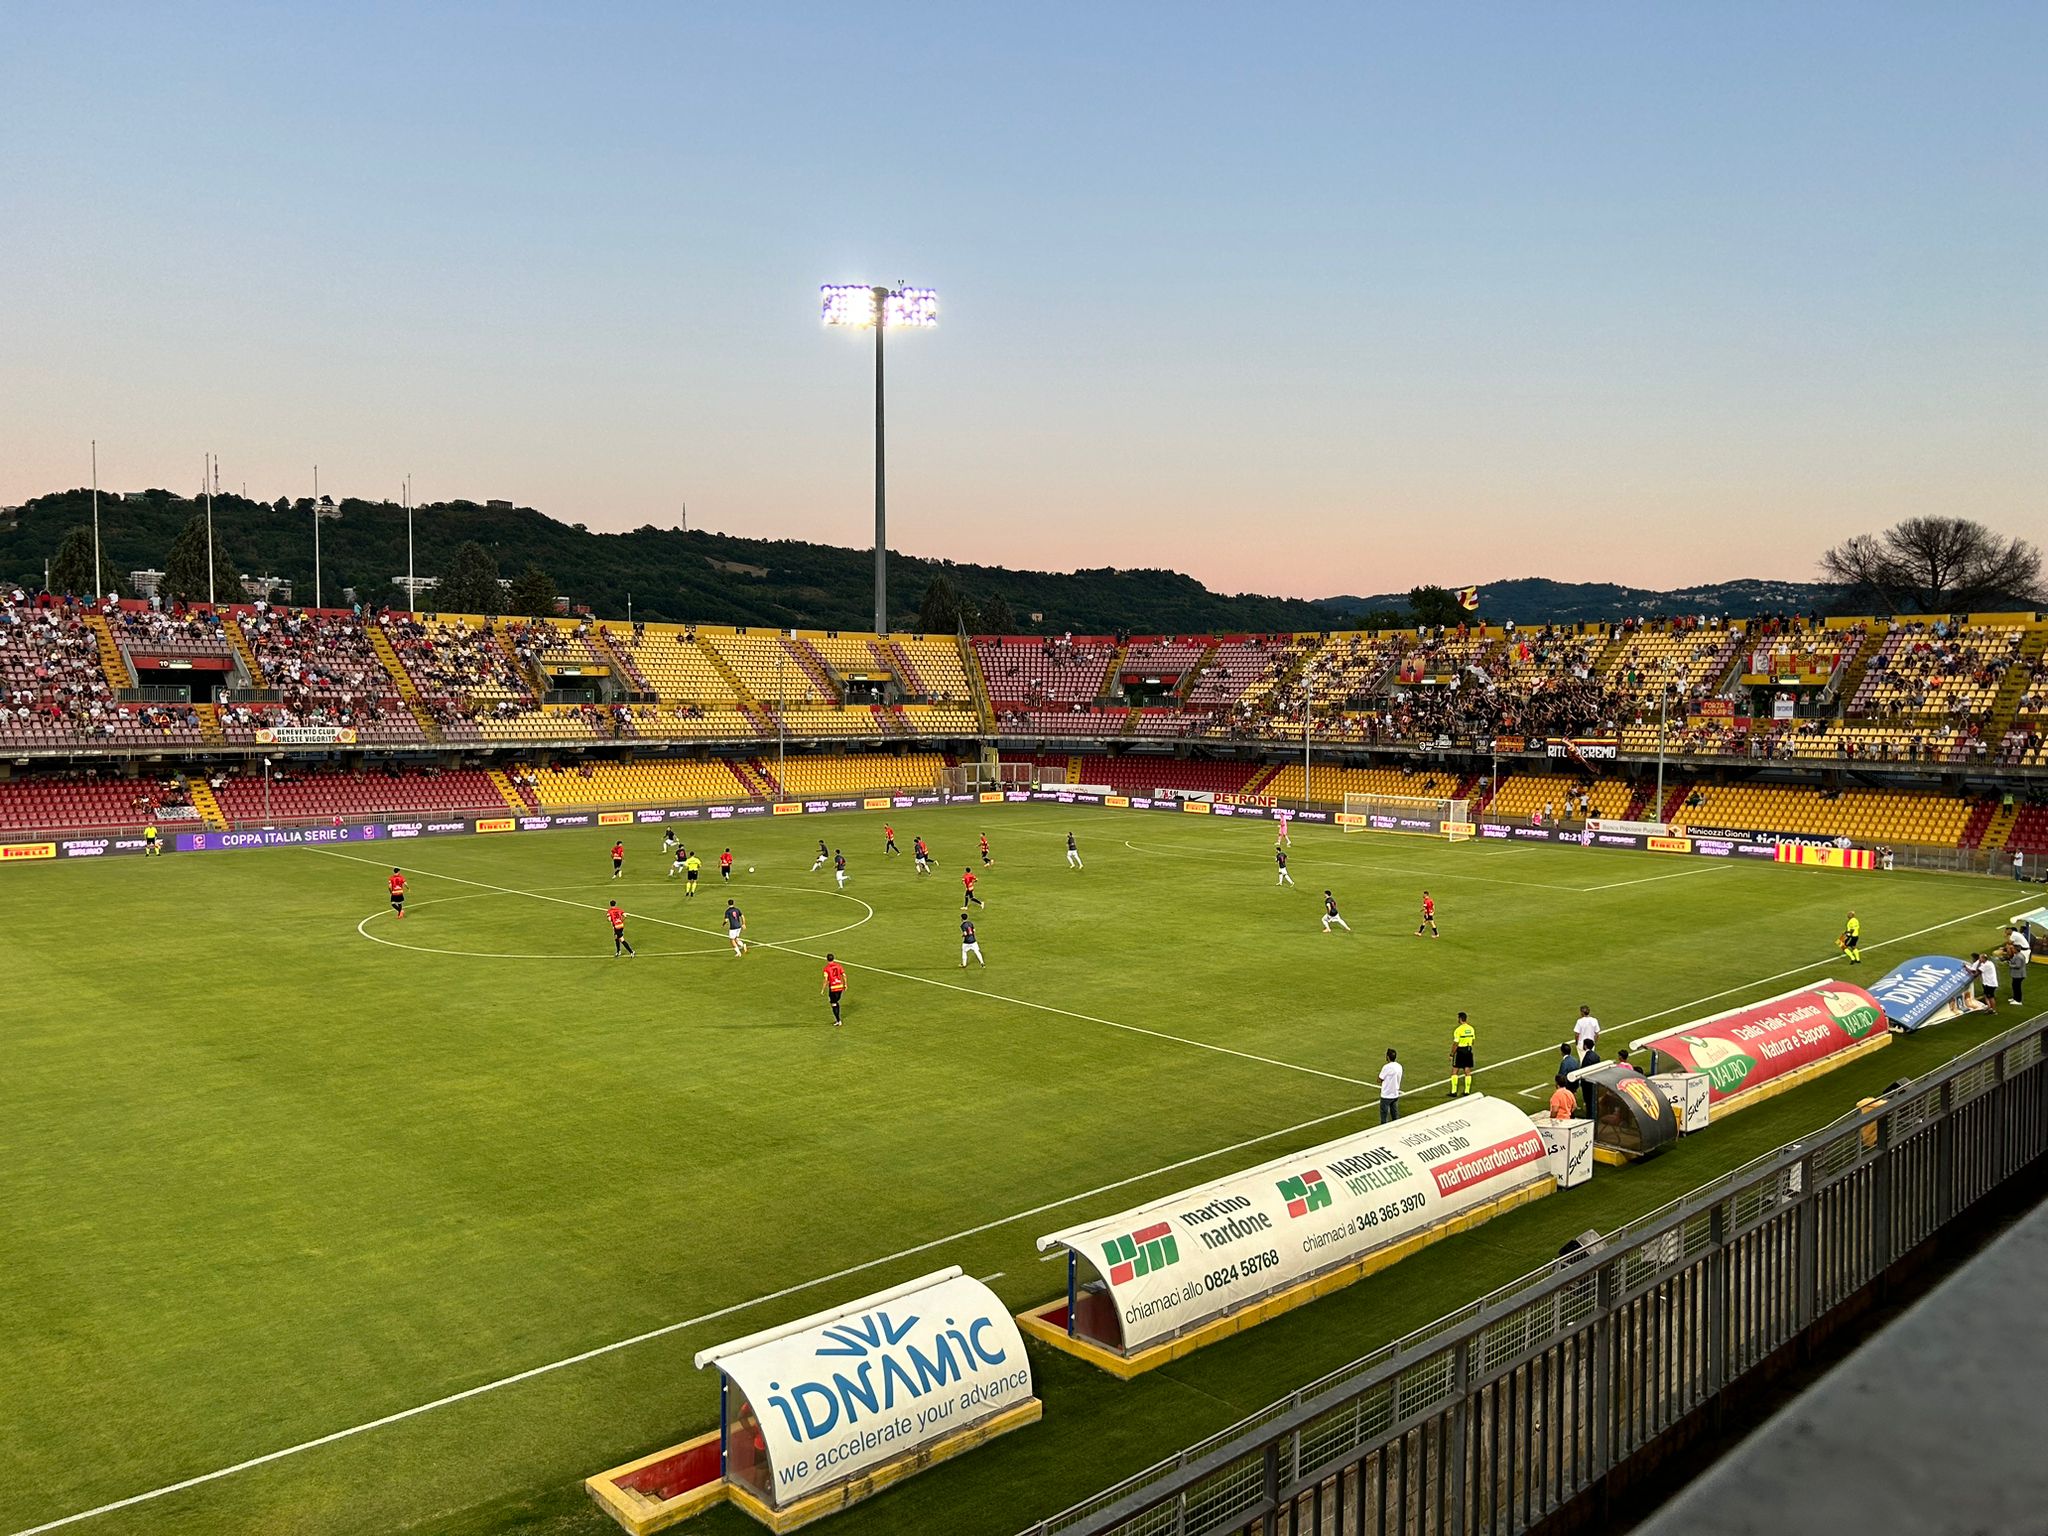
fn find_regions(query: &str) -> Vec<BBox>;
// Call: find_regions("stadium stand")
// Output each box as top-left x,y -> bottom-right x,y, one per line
1676,783 -> 1974,846
1262,763 -> 1464,804
976,636 -> 1116,706
768,752 -> 946,797
1601,619 -> 1742,712
1184,637 -> 1295,710
211,767 -> 509,822
1850,620 -> 2027,718
381,615 -> 534,702
702,632 -> 834,704
1484,774 -> 1632,821
0,595 -> 208,747
527,759 -> 754,808
106,605 -> 235,659
0,772 -> 195,833
1020,754 -> 1262,796
884,635 -> 975,701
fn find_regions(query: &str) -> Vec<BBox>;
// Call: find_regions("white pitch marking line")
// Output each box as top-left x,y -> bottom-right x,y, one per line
313,848 -> 1382,1091
1120,838 -> 1607,893
9,868 -> 2014,1536
1579,865 -> 1731,892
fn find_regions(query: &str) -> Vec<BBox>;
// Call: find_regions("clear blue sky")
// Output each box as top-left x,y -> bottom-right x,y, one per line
5,2 -> 2042,598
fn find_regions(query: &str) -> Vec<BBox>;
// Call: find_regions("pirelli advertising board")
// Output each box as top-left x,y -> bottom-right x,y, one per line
1035,1097 -> 1550,1355
1632,982 -> 1888,1106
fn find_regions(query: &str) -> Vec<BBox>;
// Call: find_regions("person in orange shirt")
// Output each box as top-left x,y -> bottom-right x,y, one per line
1549,1076 -> 1578,1122
606,902 -> 634,957
610,840 -> 626,880
962,867 -> 984,907
387,868 -> 407,919
884,823 -> 899,857
821,953 -> 847,1025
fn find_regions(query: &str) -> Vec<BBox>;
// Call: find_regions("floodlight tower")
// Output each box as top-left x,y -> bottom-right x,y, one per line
820,283 -> 938,635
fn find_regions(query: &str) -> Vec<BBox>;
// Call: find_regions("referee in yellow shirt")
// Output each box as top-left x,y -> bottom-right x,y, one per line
1449,1012 -> 1477,1098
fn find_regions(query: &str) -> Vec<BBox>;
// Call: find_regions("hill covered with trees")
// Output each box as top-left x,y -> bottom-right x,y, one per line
1,488 -> 1346,633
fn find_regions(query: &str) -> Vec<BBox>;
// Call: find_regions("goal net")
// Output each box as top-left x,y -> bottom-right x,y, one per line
1341,792 -> 1472,842
943,760 -> 1045,794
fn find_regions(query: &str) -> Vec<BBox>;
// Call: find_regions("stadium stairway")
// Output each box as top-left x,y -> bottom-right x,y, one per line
781,637 -> 838,700
1590,629 -> 1631,675
225,618 -> 265,688
183,775 -> 229,830
1177,641 -> 1221,703
405,701 -> 445,742
1066,754 -> 1084,783
1986,627 -> 2048,744
1097,642 -> 1128,702
1658,783 -> 1690,823
872,639 -> 919,695
592,632 -> 654,697
962,638 -> 997,734
1832,621 -> 1891,709
1242,763 -> 1282,797
195,703 -> 227,748
735,759 -> 780,798
85,613 -> 134,689
486,768 -> 533,814
1972,799 -> 2017,851
366,624 -> 421,701
696,635 -> 762,709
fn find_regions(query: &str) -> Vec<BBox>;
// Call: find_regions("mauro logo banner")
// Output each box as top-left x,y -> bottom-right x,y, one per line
1036,1097 -> 1549,1353
1631,982 -> 1887,1104
694,1270 -> 1032,1508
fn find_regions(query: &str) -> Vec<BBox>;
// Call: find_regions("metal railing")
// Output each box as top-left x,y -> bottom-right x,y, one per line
1021,1016 -> 2048,1536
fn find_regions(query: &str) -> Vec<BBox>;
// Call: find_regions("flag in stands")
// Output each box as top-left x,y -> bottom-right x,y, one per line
1455,586 -> 1480,611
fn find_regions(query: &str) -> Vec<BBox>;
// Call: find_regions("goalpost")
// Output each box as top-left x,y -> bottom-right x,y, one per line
1341,792 -> 1473,842
942,760 -> 1045,794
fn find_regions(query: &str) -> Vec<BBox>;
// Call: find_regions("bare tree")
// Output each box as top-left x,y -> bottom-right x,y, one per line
1819,516 -> 2044,612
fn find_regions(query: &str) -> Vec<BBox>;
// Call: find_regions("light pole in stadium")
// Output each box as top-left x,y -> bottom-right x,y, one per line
820,283 -> 938,636
204,452 -> 217,606
91,440 -> 101,601
313,465 -> 322,610
1654,679 -> 1675,816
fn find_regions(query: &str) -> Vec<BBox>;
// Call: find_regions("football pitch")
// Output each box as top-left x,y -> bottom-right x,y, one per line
2,804 -> 2034,1536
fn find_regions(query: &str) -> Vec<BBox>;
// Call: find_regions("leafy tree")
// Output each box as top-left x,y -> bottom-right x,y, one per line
507,563 -> 558,618
49,526 -> 125,598
436,540 -> 503,615
162,514 -> 246,605
977,593 -> 1016,633
1407,585 -> 1467,627
1819,517 -> 2044,613
918,574 -> 967,633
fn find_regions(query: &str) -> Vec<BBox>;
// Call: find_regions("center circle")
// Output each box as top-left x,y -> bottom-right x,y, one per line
356,881 -> 874,960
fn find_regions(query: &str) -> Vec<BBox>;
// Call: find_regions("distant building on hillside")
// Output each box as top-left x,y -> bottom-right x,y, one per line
243,575 -> 293,602
130,569 -> 165,599
487,499 -> 513,511
314,495 -> 341,521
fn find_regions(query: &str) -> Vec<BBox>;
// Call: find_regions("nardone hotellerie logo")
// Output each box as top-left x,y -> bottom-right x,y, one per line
1102,1222 -> 1178,1285
1276,1169 -> 1332,1219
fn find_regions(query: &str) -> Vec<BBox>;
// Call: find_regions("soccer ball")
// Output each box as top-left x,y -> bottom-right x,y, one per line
748,866 -> 755,873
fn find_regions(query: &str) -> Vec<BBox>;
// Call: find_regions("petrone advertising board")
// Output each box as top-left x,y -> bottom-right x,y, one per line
1870,955 -> 1978,1032
694,1269 -> 1032,1509
1632,982 -> 1887,1105
1037,1097 -> 1550,1354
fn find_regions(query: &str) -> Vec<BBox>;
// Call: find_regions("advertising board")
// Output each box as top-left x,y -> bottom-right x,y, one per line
694,1269 -> 1033,1509
1632,982 -> 1888,1105
1869,955 -> 1978,1032
1036,1097 -> 1550,1354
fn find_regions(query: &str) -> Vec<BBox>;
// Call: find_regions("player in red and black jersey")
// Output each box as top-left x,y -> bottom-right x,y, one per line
821,953 -> 847,1024
388,868 -> 407,918
720,848 -> 734,883
1415,890 -> 1438,939
978,832 -> 994,867
610,841 -> 626,880
884,823 -> 899,856
962,867 -> 984,907
606,901 -> 635,956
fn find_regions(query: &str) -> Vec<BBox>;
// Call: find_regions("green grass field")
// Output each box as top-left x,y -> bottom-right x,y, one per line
2,805 -> 2035,1536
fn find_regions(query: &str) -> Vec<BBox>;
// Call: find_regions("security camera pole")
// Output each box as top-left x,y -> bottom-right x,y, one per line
820,283 -> 937,636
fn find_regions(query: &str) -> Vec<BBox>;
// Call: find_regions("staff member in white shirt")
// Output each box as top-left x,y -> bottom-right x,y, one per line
1573,1005 -> 1601,1056
1378,1049 -> 1404,1124
1973,952 -> 2000,1012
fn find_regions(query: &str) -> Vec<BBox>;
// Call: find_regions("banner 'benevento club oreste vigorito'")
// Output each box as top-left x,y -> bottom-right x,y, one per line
1029,1097 -> 1553,1366
1631,982 -> 1889,1108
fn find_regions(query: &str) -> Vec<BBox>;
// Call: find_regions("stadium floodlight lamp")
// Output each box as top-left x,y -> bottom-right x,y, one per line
819,283 -> 939,329
818,282 -> 939,634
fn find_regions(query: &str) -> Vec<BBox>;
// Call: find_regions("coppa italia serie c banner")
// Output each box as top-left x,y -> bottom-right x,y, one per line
1036,1097 -> 1551,1353
1635,982 -> 1887,1104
